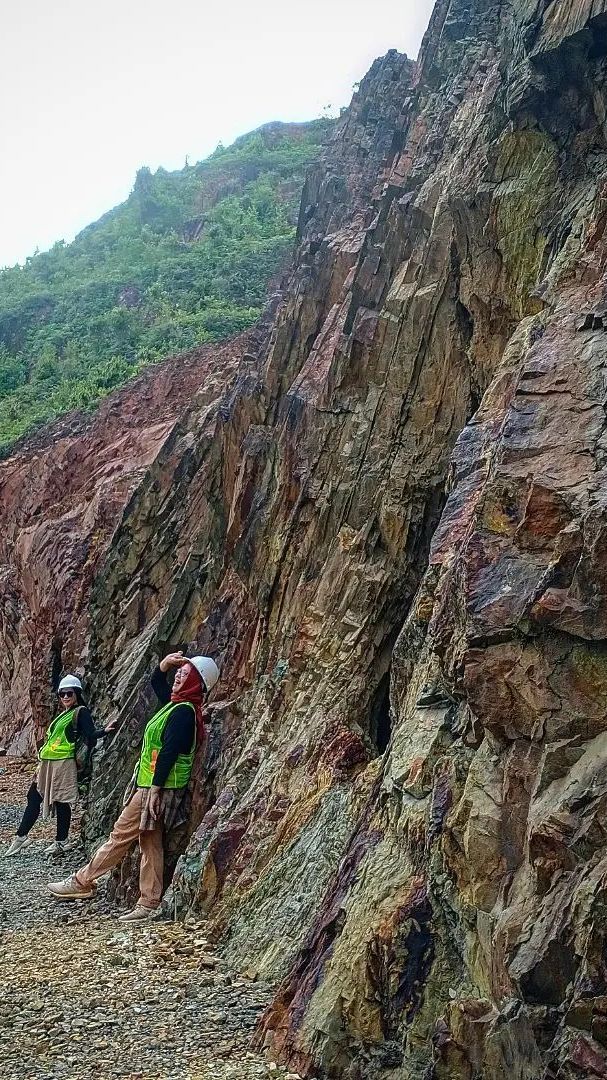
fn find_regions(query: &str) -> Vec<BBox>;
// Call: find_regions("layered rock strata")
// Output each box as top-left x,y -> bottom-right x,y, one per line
4,0 -> 607,1077
259,4 -> 607,1077
0,337 -> 246,752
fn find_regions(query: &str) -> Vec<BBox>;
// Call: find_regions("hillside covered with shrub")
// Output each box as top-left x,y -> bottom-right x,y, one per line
0,119 -> 332,452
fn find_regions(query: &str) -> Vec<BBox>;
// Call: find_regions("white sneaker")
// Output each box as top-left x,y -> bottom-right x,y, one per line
48,875 -> 96,900
118,905 -> 159,923
3,836 -> 32,858
46,840 -> 69,856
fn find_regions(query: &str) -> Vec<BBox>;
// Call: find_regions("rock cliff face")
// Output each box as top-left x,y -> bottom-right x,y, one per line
0,337 -> 246,751
4,0 -> 607,1076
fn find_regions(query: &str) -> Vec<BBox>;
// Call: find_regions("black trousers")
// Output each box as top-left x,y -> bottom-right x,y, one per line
17,782 -> 71,842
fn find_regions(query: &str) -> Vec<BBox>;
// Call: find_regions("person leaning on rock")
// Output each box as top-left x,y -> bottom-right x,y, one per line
4,674 -> 98,858
48,651 -> 219,922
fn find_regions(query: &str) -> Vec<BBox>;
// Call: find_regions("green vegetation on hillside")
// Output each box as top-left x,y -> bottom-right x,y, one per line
0,119 -> 332,452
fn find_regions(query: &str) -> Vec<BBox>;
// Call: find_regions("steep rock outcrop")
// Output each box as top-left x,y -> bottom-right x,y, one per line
257,5 -> 607,1078
4,1 -> 607,1078
0,337 -> 246,751
79,2 -> 607,1073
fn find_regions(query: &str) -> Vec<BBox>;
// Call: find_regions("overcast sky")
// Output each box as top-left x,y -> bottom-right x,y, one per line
1,0 -> 434,267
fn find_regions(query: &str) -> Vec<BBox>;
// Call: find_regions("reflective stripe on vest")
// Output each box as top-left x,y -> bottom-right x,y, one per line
136,702 -> 196,789
39,708 -> 78,761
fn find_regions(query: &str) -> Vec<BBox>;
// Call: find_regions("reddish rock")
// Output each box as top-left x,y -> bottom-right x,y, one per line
0,336 -> 246,750
4,1 -> 607,1078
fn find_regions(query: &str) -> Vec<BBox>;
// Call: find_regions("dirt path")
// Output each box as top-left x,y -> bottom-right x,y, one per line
0,762 -> 299,1080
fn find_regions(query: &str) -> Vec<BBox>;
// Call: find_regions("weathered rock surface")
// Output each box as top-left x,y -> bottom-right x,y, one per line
256,5 -> 607,1077
0,336 -> 246,751
4,1 -> 607,1078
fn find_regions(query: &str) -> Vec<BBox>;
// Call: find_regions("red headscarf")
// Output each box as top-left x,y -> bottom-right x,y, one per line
171,662 -> 206,742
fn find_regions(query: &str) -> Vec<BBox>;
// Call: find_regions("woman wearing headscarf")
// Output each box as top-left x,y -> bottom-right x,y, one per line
48,651 -> 219,922
4,674 -> 97,857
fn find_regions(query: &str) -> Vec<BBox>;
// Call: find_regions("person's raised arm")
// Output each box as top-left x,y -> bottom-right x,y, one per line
151,651 -> 185,704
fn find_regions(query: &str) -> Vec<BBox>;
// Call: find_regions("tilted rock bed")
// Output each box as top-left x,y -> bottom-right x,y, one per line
8,1 -> 607,1074
0,764 -> 301,1080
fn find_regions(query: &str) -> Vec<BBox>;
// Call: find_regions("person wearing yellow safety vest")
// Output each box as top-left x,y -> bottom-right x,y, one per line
48,651 -> 219,922
4,675 -> 98,858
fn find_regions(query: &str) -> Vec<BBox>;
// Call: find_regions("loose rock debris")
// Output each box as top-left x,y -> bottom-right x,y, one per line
0,761 -> 301,1080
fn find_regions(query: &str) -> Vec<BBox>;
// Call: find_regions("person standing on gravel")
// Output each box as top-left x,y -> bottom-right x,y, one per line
48,651 -> 219,923
4,675 -> 98,858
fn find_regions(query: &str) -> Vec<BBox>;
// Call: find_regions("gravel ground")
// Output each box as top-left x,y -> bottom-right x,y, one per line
0,761 -> 300,1080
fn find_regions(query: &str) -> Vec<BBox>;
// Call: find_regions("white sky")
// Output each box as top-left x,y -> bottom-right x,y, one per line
0,0 -> 434,267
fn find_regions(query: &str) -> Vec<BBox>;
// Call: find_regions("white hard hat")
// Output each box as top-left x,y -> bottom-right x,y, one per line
58,674 -> 82,692
188,656 -> 219,692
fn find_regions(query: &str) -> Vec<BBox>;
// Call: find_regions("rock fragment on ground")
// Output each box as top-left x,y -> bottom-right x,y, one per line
0,763 -> 296,1080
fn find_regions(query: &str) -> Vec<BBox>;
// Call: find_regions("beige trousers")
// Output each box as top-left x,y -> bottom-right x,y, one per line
75,789 -> 163,909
